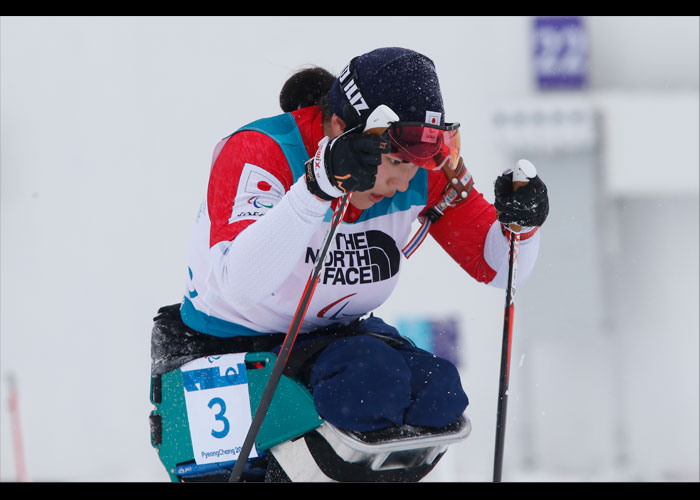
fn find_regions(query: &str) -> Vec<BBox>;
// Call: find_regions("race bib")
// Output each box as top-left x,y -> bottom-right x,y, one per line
180,353 -> 256,464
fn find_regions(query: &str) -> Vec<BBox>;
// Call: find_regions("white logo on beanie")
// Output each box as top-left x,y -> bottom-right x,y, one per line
339,65 -> 370,115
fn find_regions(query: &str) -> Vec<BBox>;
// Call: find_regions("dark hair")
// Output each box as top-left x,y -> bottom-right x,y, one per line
279,66 -> 336,116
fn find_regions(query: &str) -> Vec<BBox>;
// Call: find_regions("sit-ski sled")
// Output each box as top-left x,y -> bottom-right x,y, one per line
150,350 -> 471,482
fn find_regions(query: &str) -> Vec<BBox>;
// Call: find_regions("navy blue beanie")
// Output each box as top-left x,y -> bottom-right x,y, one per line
329,47 -> 445,129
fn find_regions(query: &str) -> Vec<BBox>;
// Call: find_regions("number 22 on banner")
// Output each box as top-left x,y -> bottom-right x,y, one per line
180,353 -> 257,464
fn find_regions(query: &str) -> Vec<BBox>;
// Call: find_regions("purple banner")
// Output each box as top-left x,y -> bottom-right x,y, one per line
396,316 -> 462,367
533,16 -> 588,90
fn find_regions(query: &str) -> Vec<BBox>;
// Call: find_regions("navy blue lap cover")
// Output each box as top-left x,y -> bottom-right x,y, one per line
297,316 -> 469,432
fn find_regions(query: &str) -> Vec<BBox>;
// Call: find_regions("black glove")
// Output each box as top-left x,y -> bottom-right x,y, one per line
494,173 -> 549,227
305,131 -> 390,201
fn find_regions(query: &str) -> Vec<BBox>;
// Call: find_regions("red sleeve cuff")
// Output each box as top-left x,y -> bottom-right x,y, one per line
500,223 -> 540,241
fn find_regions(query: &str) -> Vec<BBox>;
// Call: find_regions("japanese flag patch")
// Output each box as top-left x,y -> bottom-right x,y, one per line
228,163 -> 285,223
422,111 -> 442,143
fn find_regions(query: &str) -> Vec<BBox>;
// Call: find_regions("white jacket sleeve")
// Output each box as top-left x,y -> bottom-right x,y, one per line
212,176 -> 330,312
483,221 -> 541,289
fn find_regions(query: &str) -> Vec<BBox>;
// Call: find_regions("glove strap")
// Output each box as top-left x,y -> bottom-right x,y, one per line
305,137 -> 345,201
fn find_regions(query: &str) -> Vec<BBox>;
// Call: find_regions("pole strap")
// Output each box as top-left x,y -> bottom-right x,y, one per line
402,157 -> 473,259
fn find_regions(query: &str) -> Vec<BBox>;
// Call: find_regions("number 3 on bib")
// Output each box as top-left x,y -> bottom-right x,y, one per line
180,353 -> 256,464
208,397 -> 230,439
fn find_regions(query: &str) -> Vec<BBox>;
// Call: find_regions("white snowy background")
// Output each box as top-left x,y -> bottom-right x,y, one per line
1,16 -> 698,482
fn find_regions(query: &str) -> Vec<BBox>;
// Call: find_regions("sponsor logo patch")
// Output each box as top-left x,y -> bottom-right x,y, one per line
305,230 -> 400,286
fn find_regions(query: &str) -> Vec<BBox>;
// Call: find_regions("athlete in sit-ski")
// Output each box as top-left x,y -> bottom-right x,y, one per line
151,47 -> 549,481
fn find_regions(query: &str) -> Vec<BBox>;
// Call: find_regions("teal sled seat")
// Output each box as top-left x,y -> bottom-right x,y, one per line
150,352 -> 323,482
150,350 -> 470,482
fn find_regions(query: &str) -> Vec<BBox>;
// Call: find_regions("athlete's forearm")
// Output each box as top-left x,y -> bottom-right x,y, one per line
213,177 -> 330,312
